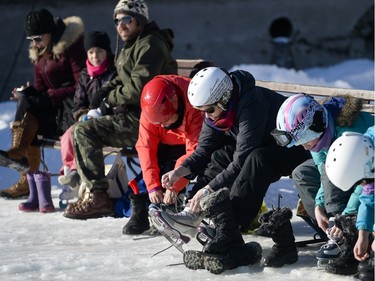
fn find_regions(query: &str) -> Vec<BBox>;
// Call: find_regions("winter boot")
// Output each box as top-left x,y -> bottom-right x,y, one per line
200,188 -> 244,254
325,214 -> 359,275
0,113 -> 39,160
34,171 -> 55,213
122,193 -> 150,235
0,172 -> 29,199
184,241 -> 262,274
18,172 -> 39,211
254,207 -> 298,267
354,252 -> 374,281
63,190 -> 114,220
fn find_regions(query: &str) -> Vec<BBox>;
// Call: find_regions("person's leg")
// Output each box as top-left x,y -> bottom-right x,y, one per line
292,158 -> 321,219
187,144 -> 235,199
230,144 -> 310,230
60,125 -> 77,173
321,164 -> 355,216
65,114 -> 137,219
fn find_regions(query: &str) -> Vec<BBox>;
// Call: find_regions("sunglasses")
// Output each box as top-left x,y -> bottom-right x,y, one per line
26,35 -> 43,42
203,106 -> 216,114
114,16 -> 133,26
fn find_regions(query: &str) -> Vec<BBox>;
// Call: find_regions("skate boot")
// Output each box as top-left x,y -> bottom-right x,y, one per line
58,168 -> 80,208
200,188 -> 244,254
325,214 -> 359,275
316,217 -> 343,267
149,205 -> 202,253
183,241 -> 262,274
254,207 -> 298,267
354,252 -> 374,281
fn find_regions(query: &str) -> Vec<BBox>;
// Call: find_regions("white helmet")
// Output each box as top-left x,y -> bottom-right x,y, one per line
187,67 -> 233,107
325,131 -> 374,191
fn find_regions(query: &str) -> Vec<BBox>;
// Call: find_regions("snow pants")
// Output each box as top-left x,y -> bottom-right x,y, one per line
292,158 -> 356,219
191,143 -> 311,230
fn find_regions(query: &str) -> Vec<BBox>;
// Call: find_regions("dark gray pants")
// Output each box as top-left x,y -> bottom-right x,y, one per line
292,158 -> 354,219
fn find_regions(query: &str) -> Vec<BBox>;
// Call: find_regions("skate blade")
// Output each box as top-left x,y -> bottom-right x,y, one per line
150,213 -> 187,254
0,153 -> 29,173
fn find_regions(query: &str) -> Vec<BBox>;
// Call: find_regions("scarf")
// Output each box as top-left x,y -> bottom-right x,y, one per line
310,97 -> 346,152
86,57 -> 109,78
204,88 -> 239,131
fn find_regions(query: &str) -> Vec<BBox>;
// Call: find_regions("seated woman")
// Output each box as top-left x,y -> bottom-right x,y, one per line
0,8 -> 85,199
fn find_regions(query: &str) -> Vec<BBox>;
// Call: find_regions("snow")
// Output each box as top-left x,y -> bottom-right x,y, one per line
0,58 -> 373,281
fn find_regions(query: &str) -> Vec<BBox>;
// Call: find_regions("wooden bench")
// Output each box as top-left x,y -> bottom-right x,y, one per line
256,80 -> 374,113
38,59 -> 214,175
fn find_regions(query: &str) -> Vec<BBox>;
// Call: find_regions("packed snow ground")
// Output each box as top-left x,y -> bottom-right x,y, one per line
0,59 -> 373,280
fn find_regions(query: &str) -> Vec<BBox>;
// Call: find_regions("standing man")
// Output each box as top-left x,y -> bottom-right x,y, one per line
64,0 -> 177,220
122,75 -> 203,234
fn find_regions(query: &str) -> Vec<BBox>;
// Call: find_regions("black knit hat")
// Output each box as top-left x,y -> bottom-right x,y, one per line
24,9 -> 56,36
84,31 -> 112,53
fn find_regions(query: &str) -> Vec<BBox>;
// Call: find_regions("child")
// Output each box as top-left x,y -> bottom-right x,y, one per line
58,31 -> 115,202
325,126 -> 374,278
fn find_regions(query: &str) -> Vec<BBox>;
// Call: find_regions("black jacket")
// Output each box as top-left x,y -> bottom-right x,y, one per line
182,70 -> 287,190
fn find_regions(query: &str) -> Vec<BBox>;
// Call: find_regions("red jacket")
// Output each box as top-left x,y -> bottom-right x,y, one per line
136,75 -> 203,193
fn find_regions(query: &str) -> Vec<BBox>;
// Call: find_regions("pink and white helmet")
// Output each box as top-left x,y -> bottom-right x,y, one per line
275,93 -> 326,147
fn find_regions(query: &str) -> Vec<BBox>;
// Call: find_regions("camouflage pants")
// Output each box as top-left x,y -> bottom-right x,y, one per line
73,113 -> 139,191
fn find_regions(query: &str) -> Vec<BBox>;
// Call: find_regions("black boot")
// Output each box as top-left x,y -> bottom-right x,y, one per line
325,214 -> 359,275
200,188 -> 244,253
122,193 -> 150,235
354,252 -> 374,281
254,207 -> 298,267
184,241 -> 262,274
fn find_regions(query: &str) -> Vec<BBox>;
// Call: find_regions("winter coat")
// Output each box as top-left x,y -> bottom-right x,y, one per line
105,21 -> 177,108
99,21 -> 177,144
136,75 -> 203,193
73,63 -> 116,121
29,16 -> 86,107
356,126 -> 374,232
182,70 -> 287,191
314,97 -> 374,208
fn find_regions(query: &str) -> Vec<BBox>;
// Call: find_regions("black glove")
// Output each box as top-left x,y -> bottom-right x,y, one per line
99,97 -> 113,116
90,88 -> 108,109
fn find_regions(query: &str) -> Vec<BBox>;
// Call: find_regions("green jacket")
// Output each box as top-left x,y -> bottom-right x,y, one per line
106,21 -> 177,108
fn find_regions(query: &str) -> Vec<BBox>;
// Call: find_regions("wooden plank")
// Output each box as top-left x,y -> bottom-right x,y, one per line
256,80 -> 374,102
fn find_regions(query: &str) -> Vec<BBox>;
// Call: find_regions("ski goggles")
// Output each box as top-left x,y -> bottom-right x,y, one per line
271,129 -> 295,147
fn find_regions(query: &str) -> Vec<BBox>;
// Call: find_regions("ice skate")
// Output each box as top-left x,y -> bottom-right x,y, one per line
316,218 -> 343,268
149,207 -> 202,253
58,169 -> 80,209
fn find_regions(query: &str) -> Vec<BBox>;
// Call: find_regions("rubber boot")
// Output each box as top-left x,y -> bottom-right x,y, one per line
122,193 -> 150,235
0,172 -> 29,199
2,113 -> 39,160
254,207 -> 298,267
34,171 -> 55,213
200,188 -> 244,254
18,172 -> 39,211
325,214 -> 359,275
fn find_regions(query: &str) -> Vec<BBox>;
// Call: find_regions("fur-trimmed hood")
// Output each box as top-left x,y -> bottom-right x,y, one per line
28,16 -> 84,63
321,95 -> 363,127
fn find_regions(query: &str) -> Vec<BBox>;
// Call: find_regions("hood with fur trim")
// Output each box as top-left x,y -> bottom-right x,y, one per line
321,95 -> 363,127
28,16 -> 84,63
